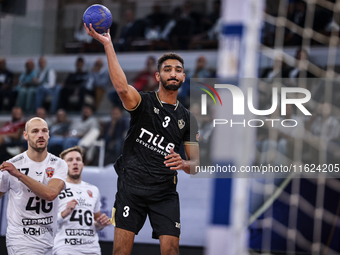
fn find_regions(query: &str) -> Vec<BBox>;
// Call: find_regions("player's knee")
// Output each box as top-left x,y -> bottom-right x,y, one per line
113,247 -> 128,255
165,247 -> 179,255
113,242 -> 133,255
161,243 -> 179,255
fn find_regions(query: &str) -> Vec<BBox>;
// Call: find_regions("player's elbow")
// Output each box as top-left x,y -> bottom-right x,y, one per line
44,191 -> 59,201
117,87 -> 128,95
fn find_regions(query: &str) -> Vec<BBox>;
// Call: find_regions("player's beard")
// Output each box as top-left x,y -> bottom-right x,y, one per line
28,136 -> 47,153
68,172 -> 81,180
160,77 -> 182,91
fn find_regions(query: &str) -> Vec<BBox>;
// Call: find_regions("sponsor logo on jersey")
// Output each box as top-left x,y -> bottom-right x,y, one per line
136,127 -> 175,156
22,216 -> 53,226
87,190 -> 93,198
45,167 -> 54,178
50,157 -> 57,161
65,229 -> 94,236
154,107 -> 160,114
65,238 -> 95,245
10,155 -> 24,163
36,171 -> 43,176
178,119 -> 185,129
23,227 -> 53,236
76,198 -> 92,207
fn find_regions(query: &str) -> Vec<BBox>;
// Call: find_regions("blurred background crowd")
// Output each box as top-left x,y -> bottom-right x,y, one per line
0,0 -> 339,169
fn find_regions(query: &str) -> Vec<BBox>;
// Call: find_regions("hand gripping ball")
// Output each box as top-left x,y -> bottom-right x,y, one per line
83,4 -> 112,34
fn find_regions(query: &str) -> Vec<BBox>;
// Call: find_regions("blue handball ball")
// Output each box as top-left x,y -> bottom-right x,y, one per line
83,4 -> 112,34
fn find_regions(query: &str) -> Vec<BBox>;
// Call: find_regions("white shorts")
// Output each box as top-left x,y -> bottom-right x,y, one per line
7,245 -> 52,255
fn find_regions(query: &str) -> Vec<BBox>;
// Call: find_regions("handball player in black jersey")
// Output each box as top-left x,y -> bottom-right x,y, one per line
85,23 -> 200,255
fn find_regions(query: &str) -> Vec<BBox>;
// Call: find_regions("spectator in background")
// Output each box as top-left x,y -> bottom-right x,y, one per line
108,56 -> 158,109
116,9 -> 146,51
34,56 -> 61,113
48,105 -> 100,163
190,103 -> 213,166
144,3 -> 169,40
65,105 -> 101,165
182,1 -> 202,35
258,55 -> 289,110
190,17 -> 222,49
0,106 -> 25,146
188,0 -> 221,49
109,56 -> 157,109
178,55 -> 212,108
59,57 -> 90,111
0,58 -> 15,112
48,109 -> 71,157
102,107 -> 129,165
262,0 -> 279,46
87,58 -> 110,110
259,104 -> 305,166
286,48 -> 314,86
188,55 -> 212,79
65,105 -> 100,152
74,21 -> 93,44
306,102 -> 340,164
285,0 -> 306,46
132,56 -> 158,92
160,6 -> 194,50
160,6 -> 179,41
35,107 -> 52,128
201,0 -> 221,32
261,55 -> 290,81
0,107 -> 26,162
16,59 -> 37,113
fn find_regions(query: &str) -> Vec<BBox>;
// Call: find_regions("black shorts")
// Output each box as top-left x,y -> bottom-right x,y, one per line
112,178 -> 180,239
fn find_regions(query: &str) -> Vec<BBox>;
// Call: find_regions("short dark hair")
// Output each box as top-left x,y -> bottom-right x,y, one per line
76,57 -> 84,63
82,103 -> 95,112
157,53 -> 184,72
60,146 -> 83,160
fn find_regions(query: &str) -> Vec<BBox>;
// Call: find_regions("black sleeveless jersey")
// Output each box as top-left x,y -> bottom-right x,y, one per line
114,91 -> 199,190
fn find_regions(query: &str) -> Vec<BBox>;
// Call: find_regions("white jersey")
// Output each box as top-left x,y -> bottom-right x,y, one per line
0,151 -> 67,249
53,181 -> 102,255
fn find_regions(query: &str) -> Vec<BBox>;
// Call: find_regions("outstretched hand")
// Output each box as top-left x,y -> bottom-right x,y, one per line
164,148 -> 184,171
84,23 -> 111,45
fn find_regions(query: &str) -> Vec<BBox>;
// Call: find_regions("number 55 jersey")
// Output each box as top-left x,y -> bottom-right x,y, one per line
53,181 -> 102,255
0,151 -> 67,250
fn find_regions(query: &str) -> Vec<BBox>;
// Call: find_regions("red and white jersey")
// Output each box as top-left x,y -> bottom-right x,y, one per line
53,181 -> 101,255
0,151 -> 67,249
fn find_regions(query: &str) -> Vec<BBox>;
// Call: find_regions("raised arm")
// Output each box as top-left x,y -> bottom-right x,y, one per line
84,24 -> 141,110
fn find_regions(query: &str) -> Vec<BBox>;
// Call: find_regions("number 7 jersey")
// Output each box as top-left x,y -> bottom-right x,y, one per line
0,151 -> 67,249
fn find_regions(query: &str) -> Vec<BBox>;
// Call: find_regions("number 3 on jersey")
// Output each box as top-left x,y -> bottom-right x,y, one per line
162,116 -> 171,128
123,206 -> 130,217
